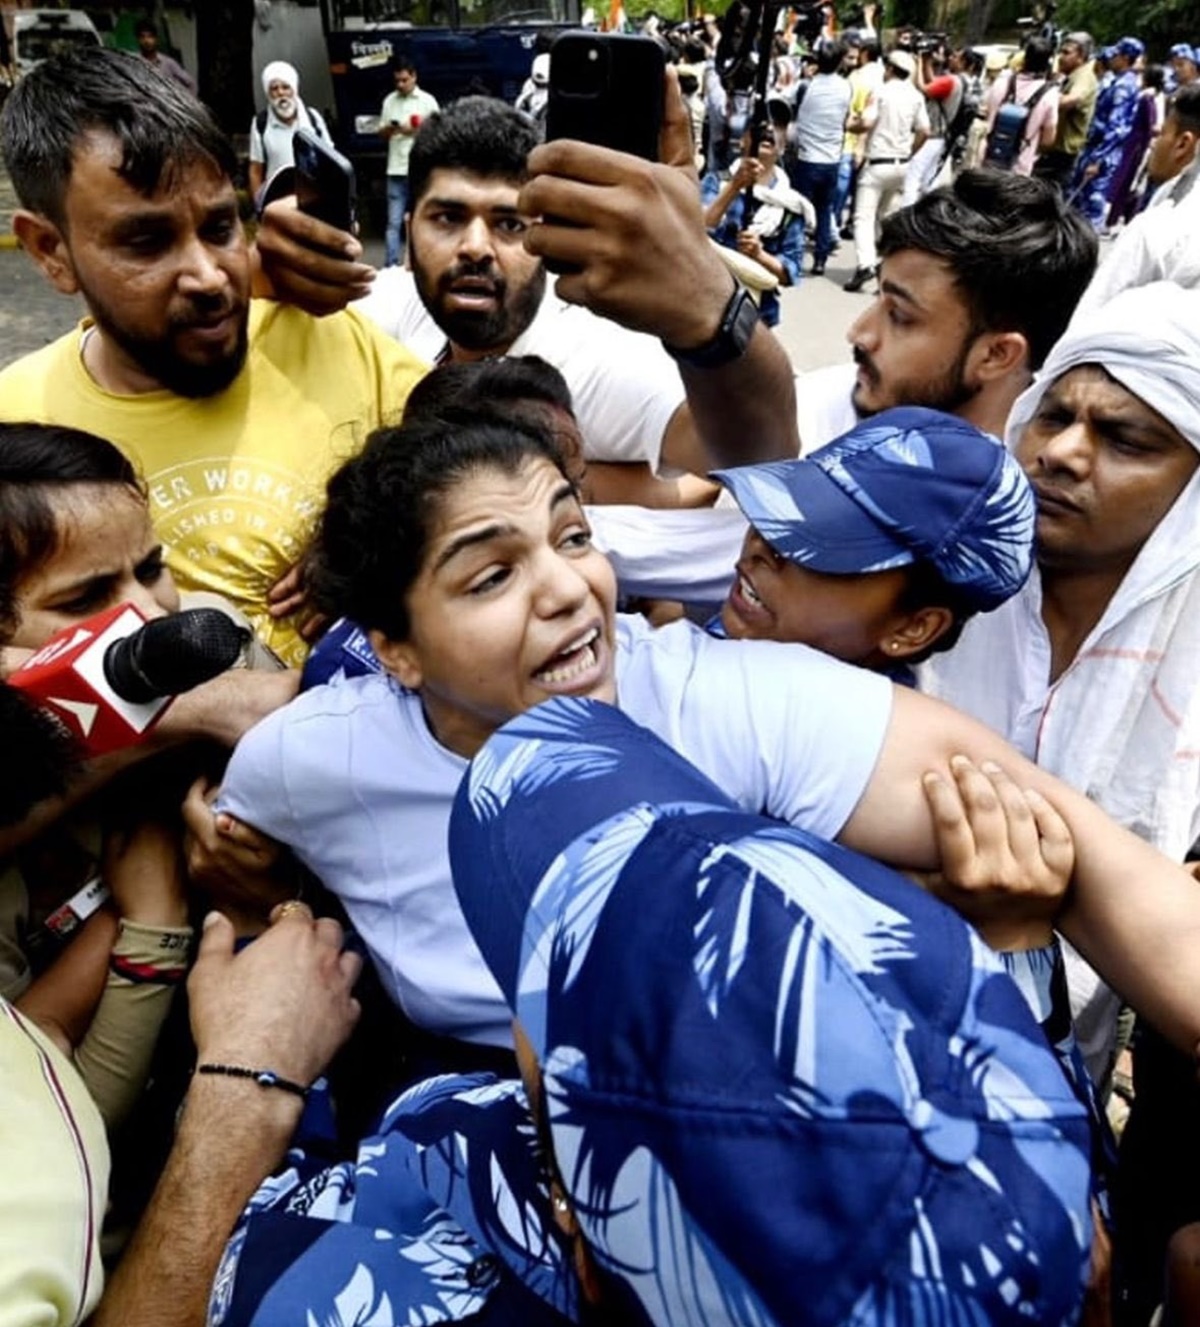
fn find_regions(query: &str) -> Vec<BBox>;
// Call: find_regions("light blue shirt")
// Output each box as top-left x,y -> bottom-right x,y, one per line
219,615 -> 892,1046
794,72 -> 853,163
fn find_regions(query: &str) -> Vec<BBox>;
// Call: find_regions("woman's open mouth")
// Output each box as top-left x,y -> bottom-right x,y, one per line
533,625 -> 603,687
727,568 -> 773,625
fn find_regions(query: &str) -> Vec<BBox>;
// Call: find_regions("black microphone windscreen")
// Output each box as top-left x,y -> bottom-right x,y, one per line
104,609 -> 249,703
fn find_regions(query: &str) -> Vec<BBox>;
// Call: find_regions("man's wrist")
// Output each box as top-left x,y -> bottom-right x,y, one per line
657,259 -> 739,349
664,283 -> 760,369
978,919 -> 1055,952
186,1063 -> 305,1133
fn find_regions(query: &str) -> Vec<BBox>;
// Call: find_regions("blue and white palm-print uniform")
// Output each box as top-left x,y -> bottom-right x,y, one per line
1071,63 -> 1142,228
707,406 -> 1036,682
213,698 -> 1094,1325
449,698 -> 1095,1327
209,1073 -> 577,1326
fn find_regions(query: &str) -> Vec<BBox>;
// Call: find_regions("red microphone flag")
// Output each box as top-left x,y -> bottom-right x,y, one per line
9,603 -> 173,756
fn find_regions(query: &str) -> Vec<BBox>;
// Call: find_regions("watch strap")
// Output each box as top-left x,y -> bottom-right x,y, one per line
663,285 -> 760,370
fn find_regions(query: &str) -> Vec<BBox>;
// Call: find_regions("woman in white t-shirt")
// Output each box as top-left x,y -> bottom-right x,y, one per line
215,411 -> 1200,1076
217,412 -> 893,1044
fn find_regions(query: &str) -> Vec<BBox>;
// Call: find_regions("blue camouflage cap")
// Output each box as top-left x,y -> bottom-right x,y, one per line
1115,35 -> 1145,58
714,406 -> 1035,613
450,696 -> 1093,1327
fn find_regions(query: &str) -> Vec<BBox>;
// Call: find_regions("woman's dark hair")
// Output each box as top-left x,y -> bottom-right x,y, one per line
402,355 -> 585,482
407,96 -> 538,213
402,354 -> 573,425
305,414 -> 572,642
1142,64 -> 1165,94
896,560 -> 979,664
1021,36 -> 1054,76
879,169 -> 1098,370
0,422 -> 141,640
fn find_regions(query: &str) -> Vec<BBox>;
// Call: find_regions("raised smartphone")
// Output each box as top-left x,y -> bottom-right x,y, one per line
293,126 -> 356,232
545,32 -> 665,161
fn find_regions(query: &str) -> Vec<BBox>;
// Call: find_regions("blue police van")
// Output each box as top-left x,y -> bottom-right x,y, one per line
319,0 -> 581,167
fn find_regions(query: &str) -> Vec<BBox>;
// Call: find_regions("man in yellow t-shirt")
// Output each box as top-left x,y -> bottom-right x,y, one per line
0,48 -> 425,667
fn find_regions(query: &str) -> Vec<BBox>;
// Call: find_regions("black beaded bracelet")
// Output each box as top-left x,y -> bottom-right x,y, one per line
196,1062 -> 310,1101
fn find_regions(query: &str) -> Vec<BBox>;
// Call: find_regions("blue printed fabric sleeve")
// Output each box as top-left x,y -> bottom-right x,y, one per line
208,1074 -> 577,1327
700,170 -> 744,247
1000,939 -> 1116,1225
1089,74 -> 1140,168
770,211 -> 806,287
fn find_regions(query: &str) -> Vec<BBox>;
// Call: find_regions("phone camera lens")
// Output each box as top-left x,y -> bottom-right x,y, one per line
587,47 -> 598,61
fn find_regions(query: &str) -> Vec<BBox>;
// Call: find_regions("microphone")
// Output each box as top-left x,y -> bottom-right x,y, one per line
104,610 -> 249,703
9,603 -> 249,757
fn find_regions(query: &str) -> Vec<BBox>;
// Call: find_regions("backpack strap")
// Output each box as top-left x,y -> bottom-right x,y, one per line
256,108 -> 268,137
1020,79 -> 1051,147
309,106 -> 330,142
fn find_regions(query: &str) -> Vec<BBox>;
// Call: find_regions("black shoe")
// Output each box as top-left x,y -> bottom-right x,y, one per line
839,224 -> 855,240
843,265 -> 876,293
812,259 -> 826,276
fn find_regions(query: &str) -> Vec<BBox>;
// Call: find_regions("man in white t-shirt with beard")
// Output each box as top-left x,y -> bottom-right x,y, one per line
326,96 -> 719,491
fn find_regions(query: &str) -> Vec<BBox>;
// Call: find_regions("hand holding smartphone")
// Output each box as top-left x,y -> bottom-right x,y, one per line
293,126 -> 356,233
545,32 -> 665,161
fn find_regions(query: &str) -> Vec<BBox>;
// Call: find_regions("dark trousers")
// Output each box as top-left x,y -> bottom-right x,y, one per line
1113,1025 -> 1200,1325
1034,149 -> 1079,194
790,158 -> 840,263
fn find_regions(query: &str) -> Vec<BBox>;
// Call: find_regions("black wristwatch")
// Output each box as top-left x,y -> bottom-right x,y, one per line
663,285 -> 760,370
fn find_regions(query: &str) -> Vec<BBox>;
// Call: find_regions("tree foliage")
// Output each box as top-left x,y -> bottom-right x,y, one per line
603,0 -> 1193,47
1053,0 -> 1195,52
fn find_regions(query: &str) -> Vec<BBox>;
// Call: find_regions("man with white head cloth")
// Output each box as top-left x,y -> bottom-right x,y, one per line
247,60 -> 332,198
919,281 -> 1200,1084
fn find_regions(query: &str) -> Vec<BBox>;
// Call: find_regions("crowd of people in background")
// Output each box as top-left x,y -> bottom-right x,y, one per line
0,8 -> 1198,1326
543,9 -> 1198,305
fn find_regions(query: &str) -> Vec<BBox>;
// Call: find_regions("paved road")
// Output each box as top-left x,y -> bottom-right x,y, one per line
0,249 -> 85,365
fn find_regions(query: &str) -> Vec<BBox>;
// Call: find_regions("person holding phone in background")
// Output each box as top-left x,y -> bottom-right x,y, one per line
379,59 -> 439,267
702,126 -> 806,326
